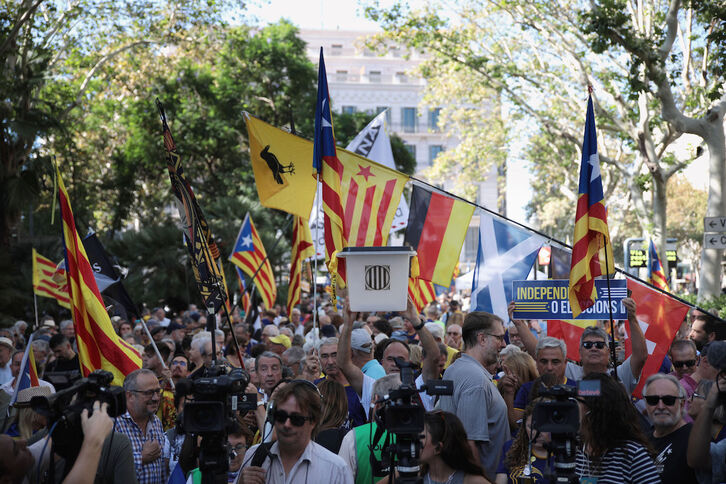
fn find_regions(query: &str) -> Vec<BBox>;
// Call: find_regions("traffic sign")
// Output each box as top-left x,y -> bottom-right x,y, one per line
705,217 -> 726,232
704,233 -> 726,249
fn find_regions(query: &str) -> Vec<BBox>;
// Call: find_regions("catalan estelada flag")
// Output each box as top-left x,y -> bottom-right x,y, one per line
56,166 -> 141,385
313,48 -> 347,289
229,213 -> 277,310
32,249 -> 71,309
9,333 -> 40,406
235,266 -> 251,315
568,95 -> 614,318
287,216 -> 314,316
648,239 -> 669,291
404,184 -> 474,286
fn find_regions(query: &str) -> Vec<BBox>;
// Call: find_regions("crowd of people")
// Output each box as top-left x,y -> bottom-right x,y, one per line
0,292 -> 724,484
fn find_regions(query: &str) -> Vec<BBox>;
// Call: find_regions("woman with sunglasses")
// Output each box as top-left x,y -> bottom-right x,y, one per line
378,411 -> 491,484
576,373 -> 659,483
495,399 -> 551,483
686,379 -> 726,442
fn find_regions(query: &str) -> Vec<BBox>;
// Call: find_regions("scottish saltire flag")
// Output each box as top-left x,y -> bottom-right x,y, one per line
568,95 -> 614,318
9,334 -> 39,406
471,213 -> 546,322
313,47 -> 347,287
648,239 -> 669,291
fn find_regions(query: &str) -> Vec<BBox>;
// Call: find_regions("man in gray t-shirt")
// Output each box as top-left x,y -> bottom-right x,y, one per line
437,311 -> 510,477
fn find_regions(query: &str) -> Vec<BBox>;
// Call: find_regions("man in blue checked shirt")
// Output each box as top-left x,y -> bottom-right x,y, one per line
117,368 -> 169,484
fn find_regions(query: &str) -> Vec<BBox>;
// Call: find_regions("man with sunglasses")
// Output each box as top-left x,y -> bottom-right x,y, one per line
670,339 -> 699,380
117,368 -> 169,483
563,298 -> 647,396
643,373 -> 698,484
241,380 -> 353,484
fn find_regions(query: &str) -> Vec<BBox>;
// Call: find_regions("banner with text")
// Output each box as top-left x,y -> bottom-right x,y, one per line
513,279 -> 627,320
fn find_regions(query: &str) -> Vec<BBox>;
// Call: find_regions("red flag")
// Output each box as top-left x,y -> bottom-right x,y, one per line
623,277 -> 690,397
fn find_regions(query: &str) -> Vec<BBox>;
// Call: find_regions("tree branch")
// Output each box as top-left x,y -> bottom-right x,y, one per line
0,0 -> 45,59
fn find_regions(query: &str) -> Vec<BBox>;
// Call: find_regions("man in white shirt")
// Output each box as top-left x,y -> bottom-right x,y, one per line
241,380 -> 353,484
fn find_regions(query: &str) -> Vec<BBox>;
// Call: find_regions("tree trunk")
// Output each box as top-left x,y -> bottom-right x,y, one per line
698,104 -> 726,301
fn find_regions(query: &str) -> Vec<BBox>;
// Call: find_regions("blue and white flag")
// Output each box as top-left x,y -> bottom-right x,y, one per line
471,212 -> 546,321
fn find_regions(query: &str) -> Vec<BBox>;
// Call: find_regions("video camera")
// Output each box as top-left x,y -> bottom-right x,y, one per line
30,370 -> 125,462
372,358 -> 453,484
176,364 -> 256,484
531,379 -> 601,484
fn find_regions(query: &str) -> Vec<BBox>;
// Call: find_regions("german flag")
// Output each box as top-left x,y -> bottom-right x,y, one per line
32,249 -> 71,309
404,185 -> 474,286
568,95 -> 614,318
57,166 -> 141,385
287,216 -> 314,316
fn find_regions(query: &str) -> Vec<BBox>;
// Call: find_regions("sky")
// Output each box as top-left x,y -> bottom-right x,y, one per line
242,0 -> 533,224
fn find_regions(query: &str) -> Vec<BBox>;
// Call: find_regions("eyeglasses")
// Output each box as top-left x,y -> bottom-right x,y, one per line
131,388 -> 162,397
171,360 -> 187,367
446,331 -> 460,336
692,392 -> 706,400
231,443 -> 247,452
644,395 -> 681,406
485,333 -> 506,342
273,409 -> 313,427
582,341 -> 607,350
673,359 -> 697,369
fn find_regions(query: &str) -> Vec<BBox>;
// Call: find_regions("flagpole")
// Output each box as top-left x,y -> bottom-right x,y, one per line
33,292 -> 40,332
313,175 -> 320,343
140,320 -> 175,390
603,241 -> 619,382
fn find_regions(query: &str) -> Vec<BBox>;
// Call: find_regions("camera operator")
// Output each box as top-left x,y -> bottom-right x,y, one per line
337,373 -> 401,484
376,411 -> 489,484
575,373 -> 659,483
116,369 -> 169,484
0,399 -> 136,484
240,380 -> 353,484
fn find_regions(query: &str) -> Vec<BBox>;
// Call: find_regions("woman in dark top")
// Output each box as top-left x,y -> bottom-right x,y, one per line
314,379 -> 350,453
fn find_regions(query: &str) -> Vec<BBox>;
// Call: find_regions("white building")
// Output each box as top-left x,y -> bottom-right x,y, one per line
299,29 -> 498,268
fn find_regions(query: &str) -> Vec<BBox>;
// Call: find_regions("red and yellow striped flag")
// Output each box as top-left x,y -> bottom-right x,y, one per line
56,166 -> 141,385
568,96 -> 614,318
408,255 -> 437,313
32,249 -> 71,309
287,216 -> 315,316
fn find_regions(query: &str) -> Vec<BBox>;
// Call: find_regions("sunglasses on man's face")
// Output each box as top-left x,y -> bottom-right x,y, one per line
672,359 -> 697,369
644,394 -> 681,406
582,341 -> 606,350
273,409 -> 313,427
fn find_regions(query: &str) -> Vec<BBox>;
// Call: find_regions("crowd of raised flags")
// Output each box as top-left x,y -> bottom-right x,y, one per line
22,48 -> 704,400
5,47 -> 721,484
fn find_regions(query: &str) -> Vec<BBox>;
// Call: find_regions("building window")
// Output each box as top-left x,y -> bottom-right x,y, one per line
429,145 -> 444,165
391,46 -> 402,58
342,106 -> 356,115
376,106 -> 392,125
331,44 -> 343,56
363,48 -> 375,57
369,70 -> 382,83
463,226 -> 479,263
395,71 -> 407,83
336,70 -> 348,82
402,107 -> 417,133
429,108 -> 441,132
404,144 -> 416,158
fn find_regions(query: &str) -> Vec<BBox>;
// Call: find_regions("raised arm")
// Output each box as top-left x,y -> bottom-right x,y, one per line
337,302 -> 365,396
508,301 -> 537,357
403,298 -> 439,382
688,374 -> 722,469
622,297 -> 647,378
